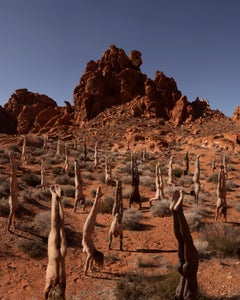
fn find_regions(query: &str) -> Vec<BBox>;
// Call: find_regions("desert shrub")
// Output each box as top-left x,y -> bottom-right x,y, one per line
0,197 -> 9,216
122,188 -> 132,199
0,180 -> 10,198
234,201 -> 240,212
134,255 -> 156,268
33,211 -> 51,236
178,175 -> 193,186
63,187 -> 75,197
114,270 -> 180,300
122,209 -> 143,231
27,156 -> 40,165
8,145 -> 21,153
90,189 -> 96,197
52,166 -> 64,175
194,239 -> 210,259
99,196 -> 114,214
140,175 -> 155,189
0,152 -> 10,164
68,164 -> 75,177
79,161 -> 92,169
227,164 -> 237,172
22,173 -> 41,187
116,161 -> 132,175
18,239 -> 46,259
82,171 -> 95,180
173,167 -> 183,178
55,175 -> 74,185
150,199 -> 171,217
185,209 -> 204,232
226,179 -> 239,191
31,148 -> 44,157
98,173 -> 105,183
62,198 -> 72,208
46,156 -> 64,165
121,175 -> 132,185
206,173 -> 218,183
34,188 -> 51,201
199,223 -> 240,258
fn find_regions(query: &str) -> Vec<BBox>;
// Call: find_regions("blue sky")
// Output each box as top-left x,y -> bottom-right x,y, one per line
0,1 -> 239,117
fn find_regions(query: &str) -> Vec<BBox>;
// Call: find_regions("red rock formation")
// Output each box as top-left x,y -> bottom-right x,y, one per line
2,89 -> 73,134
73,45 -> 209,126
73,45 -> 146,123
0,106 -> 17,134
171,96 -> 195,125
232,106 -> 240,121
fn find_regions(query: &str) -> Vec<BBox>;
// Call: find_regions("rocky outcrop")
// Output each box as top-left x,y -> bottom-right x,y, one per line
232,106 -> 240,121
171,96 -> 195,125
0,45 -> 216,135
2,89 -> 73,134
0,106 -> 17,134
73,45 -> 146,124
73,45 -> 209,126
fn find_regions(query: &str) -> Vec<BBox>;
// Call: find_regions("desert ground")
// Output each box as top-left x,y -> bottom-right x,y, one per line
1,115 -> 240,299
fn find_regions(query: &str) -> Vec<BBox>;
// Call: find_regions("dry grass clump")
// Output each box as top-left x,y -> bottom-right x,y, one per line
140,175 -> 155,190
184,207 -> 205,232
63,186 -> 75,198
34,189 -> 51,201
199,223 -> 240,258
33,211 -> 51,236
18,238 -> 46,259
150,200 -> 171,217
0,152 -> 10,164
173,167 -> 183,178
122,209 -> 143,231
55,175 -> 74,185
206,173 -> 218,183
225,179 -> 239,191
51,166 -> 64,175
22,173 -> 41,187
114,270 -> 209,300
99,196 -> 114,214
0,197 -> 9,216
82,171 -> 96,180
8,144 -> 21,153
0,181 -> 10,198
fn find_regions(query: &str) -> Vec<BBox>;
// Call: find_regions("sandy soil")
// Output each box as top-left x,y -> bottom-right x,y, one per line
1,124 -> 240,299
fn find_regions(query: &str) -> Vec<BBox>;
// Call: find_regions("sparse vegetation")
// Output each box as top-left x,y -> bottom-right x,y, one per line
99,196 -> 114,214
199,223 -> 240,258
122,209 -> 143,230
22,173 -> 41,187
18,238 -> 46,259
150,199 -> 171,217
114,270 -> 210,300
